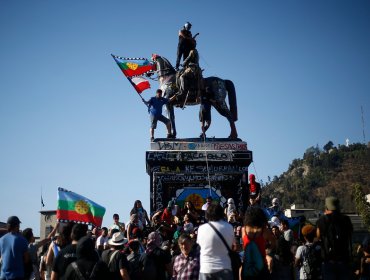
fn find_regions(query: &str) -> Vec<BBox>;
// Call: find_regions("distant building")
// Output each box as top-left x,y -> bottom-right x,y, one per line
284,203 -> 317,219
39,210 -> 57,239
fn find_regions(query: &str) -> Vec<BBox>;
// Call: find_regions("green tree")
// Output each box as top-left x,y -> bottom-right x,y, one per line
353,184 -> 370,231
323,141 -> 334,152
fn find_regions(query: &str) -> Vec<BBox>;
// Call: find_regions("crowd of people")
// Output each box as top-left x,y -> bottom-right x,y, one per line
0,196 -> 369,280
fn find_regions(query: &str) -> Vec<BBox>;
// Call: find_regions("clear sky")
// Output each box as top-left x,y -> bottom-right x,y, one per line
1,0 -> 369,236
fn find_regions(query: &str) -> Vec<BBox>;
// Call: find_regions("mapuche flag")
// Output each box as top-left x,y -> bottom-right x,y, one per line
111,54 -> 152,94
111,54 -> 154,77
57,188 -> 106,227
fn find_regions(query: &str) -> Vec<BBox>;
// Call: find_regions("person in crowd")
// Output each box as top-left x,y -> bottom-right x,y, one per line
228,212 -> 242,250
316,196 -> 353,280
358,235 -> 370,280
172,233 -> 200,280
22,225 -> 58,280
274,219 -> 294,279
248,174 -> 261,205
295,224 -> 322,280
127,240 -> 142,280
269,198 -> 283,215
182,214 -> 194,234
51,223 -> 88,280
0,216 -> 30,280
161,201 -> 176,227
197,203 -> 234,280
64,236 -> 109,280
271,225 -> 280,239
126,214 -> 144,242
241,207 -> 276,279
110,214 -> 125,234
46,224 -> 72,273
280,219 -> 294,245
39,243 -> 51,280
96,227 -> 108,255
225,198 -> 238,221
139,231 -> 172,280
101,232 -> 130,280
130,200 -> 151,228
143,89 -> 176,141
201,196 -> 213,212
181,201 -> 200,225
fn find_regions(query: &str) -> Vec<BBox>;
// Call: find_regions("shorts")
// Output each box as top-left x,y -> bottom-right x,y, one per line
199,104 -> 211,122
151,114 -> 170,129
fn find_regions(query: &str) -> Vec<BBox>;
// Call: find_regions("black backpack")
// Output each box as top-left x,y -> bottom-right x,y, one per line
322,215 -> 351,261
302,243 -> 322,279
71,262 -> 98,280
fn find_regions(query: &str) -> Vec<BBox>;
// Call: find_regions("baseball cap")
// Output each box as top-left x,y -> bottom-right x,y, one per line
325,196 -> 340,211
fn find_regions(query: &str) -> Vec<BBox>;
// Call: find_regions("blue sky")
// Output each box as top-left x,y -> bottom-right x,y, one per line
1,0 -> 369,235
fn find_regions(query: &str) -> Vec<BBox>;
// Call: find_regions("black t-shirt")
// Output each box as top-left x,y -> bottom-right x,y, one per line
64,260 -> 110,280
316,213 -> 353,262
101,249 -> 130,280
53,244 -> 77,278
139,247 -> 172,280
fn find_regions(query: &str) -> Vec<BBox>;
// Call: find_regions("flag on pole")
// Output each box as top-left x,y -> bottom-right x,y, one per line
111,55 -> 154,77
111,54 -> 153,94
41,195 -> 45,208
57,188 -> 106,227
129,76 -> 151,94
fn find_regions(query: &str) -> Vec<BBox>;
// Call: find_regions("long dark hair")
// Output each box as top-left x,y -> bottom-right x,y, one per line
130,200 -> 144,215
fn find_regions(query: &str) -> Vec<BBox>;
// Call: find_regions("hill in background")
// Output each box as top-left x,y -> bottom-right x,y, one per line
262,141 -> 370,212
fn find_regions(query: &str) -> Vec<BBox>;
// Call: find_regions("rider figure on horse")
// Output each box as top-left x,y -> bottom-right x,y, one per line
175,22 -> 202,103
176,22 -> 194,70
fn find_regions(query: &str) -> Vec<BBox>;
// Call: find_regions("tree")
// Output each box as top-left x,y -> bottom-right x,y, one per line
323,141 -> 334,152
353,184 -> 370,231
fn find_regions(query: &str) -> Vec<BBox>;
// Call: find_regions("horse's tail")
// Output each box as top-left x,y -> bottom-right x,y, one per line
225,80 -> 238,122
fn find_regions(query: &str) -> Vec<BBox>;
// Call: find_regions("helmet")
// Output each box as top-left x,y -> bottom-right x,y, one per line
184,22 -> 192,31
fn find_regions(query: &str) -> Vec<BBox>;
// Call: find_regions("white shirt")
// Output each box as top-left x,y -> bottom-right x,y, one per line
197,220 -> 234,273
96,235 -> 109,249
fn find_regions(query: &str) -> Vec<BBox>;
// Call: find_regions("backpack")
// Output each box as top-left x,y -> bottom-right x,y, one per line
127,253 -> 143,279
302,243 -> 322,279
242,240 -> 264,278
139,251 -> 158,280
71,262 -> 98,280
323,215 -> 350,261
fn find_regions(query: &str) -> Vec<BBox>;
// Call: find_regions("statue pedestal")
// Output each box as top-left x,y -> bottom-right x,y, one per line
146,138 -> 253,213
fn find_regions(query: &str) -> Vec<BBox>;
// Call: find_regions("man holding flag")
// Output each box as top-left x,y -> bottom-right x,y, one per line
143,89 -> 176,141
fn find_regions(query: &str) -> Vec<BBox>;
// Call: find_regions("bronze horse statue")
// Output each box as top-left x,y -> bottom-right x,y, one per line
148,54 -> 238,139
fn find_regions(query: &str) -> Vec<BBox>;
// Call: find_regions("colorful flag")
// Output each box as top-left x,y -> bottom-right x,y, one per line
57,188 -> 106,227
129,76 -> 151,94
112,55 -> 154,77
